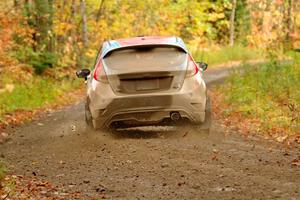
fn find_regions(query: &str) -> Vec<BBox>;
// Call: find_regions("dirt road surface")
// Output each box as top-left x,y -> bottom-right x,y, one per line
1,68 -> 300,199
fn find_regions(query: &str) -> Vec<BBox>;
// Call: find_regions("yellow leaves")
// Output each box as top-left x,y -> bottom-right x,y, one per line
0,84 -> 15,94
295,13 -> 300,27
208,13 -> 226,22
71,0 -> 233,46
54,22 -> 74,36
85,49 -> 97,59
248,0 -> 300,49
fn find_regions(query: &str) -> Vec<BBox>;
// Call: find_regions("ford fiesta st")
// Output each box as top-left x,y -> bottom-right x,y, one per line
76,36 -> 211,132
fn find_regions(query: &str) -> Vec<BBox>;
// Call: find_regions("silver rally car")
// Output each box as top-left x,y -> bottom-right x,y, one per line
76,36 -> 211,132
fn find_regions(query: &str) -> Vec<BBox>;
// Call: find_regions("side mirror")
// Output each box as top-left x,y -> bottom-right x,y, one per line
76,69 -> 90,80
196,62 -> 208,71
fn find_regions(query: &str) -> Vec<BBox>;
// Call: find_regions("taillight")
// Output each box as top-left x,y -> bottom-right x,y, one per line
186,55 -> 199,78
93,59 -> 108,83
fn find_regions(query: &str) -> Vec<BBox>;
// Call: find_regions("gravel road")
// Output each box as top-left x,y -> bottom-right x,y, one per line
1,68 -> 300,199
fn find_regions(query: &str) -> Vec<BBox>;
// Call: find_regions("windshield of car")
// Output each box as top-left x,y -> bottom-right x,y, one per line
103,46 -> 187,70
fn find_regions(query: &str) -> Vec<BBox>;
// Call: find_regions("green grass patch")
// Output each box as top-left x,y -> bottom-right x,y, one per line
193,45 -> 264,65
0,161 -> 7,181
0,74 -> 81,120
221,56 -> 300,134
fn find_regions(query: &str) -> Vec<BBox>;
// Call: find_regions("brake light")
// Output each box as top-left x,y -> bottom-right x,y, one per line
186,55 -> 199,78
93,59 -> 108,83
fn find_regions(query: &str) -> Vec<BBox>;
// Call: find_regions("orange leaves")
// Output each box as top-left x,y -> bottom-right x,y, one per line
0,13 -> 15,64
210,89 -> 300,146
0,175 -> 84,199
0,12 -> 34,67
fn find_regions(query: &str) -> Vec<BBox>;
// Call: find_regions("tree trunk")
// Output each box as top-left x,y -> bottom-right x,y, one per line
96,0 -> 105,22
284,0 -> 293,50
33,0 -> 54,52
229,0 -> 237,47
24,0 -> 33,24
13,0 -> 19,9
80,0 -> 88,48
71,0 -> 77,43
71,0 -> 80,67
71,0 -> 77,37
48,0 -> 54,52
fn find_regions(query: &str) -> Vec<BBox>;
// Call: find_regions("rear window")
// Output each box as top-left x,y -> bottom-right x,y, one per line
103,46 -> 187,70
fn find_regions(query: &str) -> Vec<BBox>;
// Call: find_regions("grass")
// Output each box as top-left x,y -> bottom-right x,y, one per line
193,45 -> 265,66
0,72 -> 82,121
221,52 -> 300,135
0,161 -> 6,182
0,159 -> 7,186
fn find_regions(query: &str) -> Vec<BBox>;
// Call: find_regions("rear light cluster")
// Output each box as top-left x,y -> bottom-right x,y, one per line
186,55 -> 199,78
93,59 -> 108,83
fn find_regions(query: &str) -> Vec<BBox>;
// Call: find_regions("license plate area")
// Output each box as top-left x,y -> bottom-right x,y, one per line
119,76 -> 173,93
136,78 -> 160,91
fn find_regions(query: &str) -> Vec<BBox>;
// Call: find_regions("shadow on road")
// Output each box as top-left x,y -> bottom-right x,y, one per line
92,123 -> 214,141
107,126 -> 184,139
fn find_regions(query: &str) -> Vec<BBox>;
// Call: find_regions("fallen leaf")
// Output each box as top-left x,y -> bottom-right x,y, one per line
291,156 -> 300,167
182,131 -> 188,137
276,135 -> 288,143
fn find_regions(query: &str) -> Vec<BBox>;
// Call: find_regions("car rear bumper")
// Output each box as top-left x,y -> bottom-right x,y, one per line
92,94 -> 205,129
87,76 -> 207,129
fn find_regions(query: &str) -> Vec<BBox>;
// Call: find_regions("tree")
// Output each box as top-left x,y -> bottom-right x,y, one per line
284,0 -> 294,50
80,0 -> 88,48
229,0 -> 237,46
96,0 -> 105,22
235,0 -> 250,44
33,0 -> 54,52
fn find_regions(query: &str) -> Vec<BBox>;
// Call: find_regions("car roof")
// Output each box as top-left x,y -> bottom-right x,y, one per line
101,36 -> 188,58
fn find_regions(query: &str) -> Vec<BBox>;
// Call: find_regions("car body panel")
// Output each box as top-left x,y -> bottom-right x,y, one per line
86,36 -> 207,129
103,46 -> 188,95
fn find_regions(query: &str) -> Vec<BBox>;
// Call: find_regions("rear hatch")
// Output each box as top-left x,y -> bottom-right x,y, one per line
103,45 -> 188,94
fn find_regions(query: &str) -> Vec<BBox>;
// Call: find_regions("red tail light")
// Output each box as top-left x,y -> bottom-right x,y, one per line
93,59 -> 108,83
186,55 -> 199,78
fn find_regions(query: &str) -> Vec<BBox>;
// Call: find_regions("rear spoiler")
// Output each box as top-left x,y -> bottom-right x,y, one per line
101,37 -> 188,58
101,44 -> 188,58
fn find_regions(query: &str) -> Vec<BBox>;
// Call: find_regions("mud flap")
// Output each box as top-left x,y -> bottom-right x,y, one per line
195,96 -> 211,134
85,103 -> 94,130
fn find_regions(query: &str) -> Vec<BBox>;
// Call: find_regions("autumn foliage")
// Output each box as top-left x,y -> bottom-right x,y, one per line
0,0 -> 299,72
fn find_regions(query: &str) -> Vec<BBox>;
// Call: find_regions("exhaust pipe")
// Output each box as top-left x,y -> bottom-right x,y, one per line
170,112 -> 181,121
